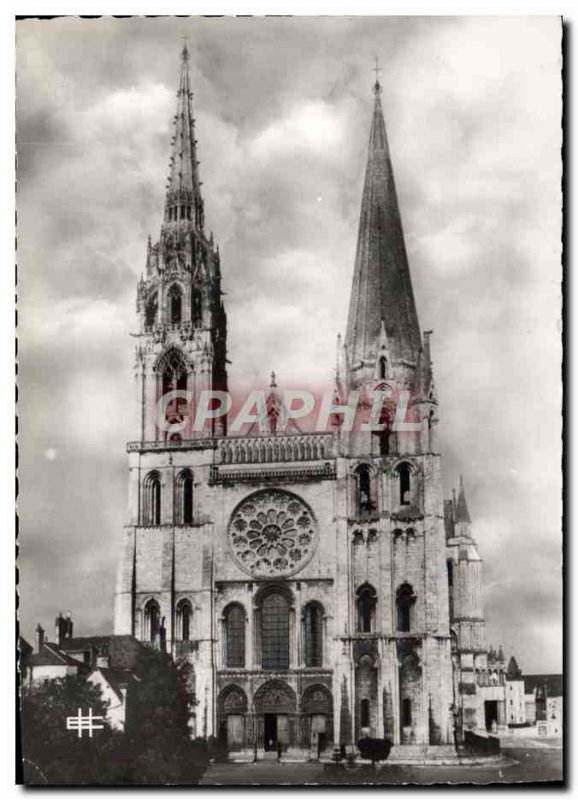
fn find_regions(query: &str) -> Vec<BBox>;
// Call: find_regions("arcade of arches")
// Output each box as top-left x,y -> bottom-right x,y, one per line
217,681 -> 333,753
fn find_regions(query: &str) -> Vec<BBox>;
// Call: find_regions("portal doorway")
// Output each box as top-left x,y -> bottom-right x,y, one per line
485,700 -> 498,732
264,714 -> 277,750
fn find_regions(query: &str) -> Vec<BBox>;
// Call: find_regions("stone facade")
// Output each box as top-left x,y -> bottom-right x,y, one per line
114,48 -> 507,758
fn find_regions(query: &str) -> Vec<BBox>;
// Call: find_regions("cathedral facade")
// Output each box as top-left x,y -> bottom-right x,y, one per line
114,46 -> 497,759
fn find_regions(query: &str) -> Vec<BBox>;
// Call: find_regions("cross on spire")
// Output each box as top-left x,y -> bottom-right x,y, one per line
372,55 -> 382,95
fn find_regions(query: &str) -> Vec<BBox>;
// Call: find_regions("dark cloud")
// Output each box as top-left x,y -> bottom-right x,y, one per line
17,16 -> 562,672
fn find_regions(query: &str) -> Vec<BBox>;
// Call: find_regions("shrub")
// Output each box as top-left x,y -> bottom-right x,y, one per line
356,737 -> 392,765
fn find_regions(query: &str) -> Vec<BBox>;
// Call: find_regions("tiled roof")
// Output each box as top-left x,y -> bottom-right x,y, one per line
27,642 -> 81,668
60,634 -> 145,669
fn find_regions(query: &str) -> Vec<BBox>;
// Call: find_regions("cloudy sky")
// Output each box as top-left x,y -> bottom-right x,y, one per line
17,16 -> 562,673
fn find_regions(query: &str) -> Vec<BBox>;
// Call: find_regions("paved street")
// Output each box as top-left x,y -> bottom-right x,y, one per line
202,744 -> 563,786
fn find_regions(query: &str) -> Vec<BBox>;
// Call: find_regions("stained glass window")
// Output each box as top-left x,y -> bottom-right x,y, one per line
303,603 -> 323,667
225,604 -> 245,668
261,593 -> 289,669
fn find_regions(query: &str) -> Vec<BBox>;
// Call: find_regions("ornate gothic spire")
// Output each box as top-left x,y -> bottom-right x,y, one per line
345,75 -> 421,379
164,41 -> 204,230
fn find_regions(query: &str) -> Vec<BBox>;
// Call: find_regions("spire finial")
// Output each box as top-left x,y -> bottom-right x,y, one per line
181,34 -> 189,61
372,55 -> 382,96
270,370 -> 277,389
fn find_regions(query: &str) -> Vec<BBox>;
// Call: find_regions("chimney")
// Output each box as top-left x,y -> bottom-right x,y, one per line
55,611 -> 73,645
35,624 -> 44,653
55,613 -> 65,646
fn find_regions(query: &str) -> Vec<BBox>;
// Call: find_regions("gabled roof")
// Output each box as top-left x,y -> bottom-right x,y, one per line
19,637 -> 33,660
60,634 -> 145,669
27,642 -> 81,668
524,674 -> 563,697
89,667 -> 139,703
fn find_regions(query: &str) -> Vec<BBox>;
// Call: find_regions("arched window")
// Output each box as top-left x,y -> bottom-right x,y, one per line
356,584 -> 377,633
355,464 -> 373,518
144,599 -> 160,643
224,604 -> 245,668
397,463 -> 411,505
159,348 -> 188,423
378,356 -> 387,380
192,287 -> 202,325
176,599 -> 192,641
176,469 -> 193,524
402,698 -> 412,727
167,284 -> 182,325
144,471 -> 161,525
303,602 -> 323,667
396,583 -> 415,632
261,592 -> 290,670
360,699 -> 370,728
145,293 -> 158,330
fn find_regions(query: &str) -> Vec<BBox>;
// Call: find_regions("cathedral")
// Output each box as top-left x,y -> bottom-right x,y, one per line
114,45 -> 502,760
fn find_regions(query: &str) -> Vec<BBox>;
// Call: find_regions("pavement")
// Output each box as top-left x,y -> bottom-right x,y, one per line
201,743 -> 563,786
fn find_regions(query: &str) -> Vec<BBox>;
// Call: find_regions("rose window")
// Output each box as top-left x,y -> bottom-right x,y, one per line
229,490 -> 317,577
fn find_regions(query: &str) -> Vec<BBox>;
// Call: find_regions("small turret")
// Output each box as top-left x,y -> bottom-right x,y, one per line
454,476 -> 472,538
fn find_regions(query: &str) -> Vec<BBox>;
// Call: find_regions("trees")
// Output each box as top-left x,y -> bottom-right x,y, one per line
20,650 -> 209,785
123,648 -> 208,783
20,675 -> 123,784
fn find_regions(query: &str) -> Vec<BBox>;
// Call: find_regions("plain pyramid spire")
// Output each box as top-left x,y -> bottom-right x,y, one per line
345,77 -> 421,375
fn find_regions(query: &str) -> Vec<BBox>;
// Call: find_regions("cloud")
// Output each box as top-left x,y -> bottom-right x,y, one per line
16,17 -> 562,673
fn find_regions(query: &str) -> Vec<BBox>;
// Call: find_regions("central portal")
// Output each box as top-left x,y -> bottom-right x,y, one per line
264,714 -> 277,750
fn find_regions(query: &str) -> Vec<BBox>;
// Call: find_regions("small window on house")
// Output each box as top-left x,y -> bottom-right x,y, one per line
402,698 -> 412,727
360,699 -> 370,727
397,463 -> 411,505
